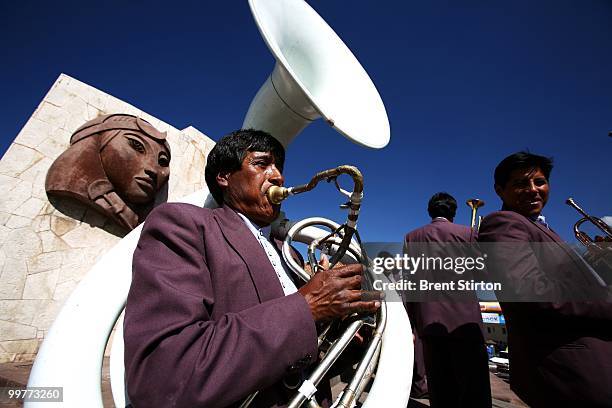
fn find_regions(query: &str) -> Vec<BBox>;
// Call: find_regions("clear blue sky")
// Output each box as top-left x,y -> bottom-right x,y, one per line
1,0 -> 610,243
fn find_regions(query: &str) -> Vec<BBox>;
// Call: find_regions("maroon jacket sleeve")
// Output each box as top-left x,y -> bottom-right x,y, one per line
124,204 -> 318,407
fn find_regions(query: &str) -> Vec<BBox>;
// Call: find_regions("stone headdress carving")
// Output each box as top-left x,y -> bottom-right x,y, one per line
45,114 -> 171,231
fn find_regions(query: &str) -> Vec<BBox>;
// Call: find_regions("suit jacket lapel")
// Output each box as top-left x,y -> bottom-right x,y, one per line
213,205 -> 285,302
530,218 -> 561,243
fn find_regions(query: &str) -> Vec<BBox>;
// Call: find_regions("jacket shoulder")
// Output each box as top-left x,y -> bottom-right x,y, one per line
479,211 -> 535,241
144,202 -> 214,230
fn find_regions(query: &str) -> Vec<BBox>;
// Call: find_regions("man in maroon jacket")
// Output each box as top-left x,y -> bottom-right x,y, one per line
124,129 -> 380,407
404,192 -> 491,408
478,151 -> 612,407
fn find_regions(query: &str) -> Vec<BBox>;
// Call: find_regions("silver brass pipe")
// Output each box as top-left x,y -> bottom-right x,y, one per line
288,319 -> 365,408
334,303 -> 387,408
267,165 -> 364,205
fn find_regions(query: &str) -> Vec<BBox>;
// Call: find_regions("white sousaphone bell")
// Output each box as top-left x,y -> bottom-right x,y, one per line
244,0 -> 390,149
26,0 -> 412,407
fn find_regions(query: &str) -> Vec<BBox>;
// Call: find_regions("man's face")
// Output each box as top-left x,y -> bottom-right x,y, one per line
100,130 -> 170,205
219,151 -> 284,226
495,167 -> 549,217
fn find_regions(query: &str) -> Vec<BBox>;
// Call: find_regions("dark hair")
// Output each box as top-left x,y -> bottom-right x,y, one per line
428,192 -> 457,220
494,151 -> 553,188
205,129 -> 285,205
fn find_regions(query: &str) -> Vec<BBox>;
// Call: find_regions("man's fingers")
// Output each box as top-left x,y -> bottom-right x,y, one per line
335,274 -> 362,290
319,254 -> 330,269
342,290 -> 384,303
344,300 -> 381,314
332,263 -> 364,278
361,290 -> 385,302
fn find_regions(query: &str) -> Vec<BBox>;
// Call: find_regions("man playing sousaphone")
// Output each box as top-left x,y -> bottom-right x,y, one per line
124,129 -> 381,407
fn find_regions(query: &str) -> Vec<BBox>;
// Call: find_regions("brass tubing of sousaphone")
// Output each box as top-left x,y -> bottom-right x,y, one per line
267,165 -> 364,204
265,165 -> 384,407
267,165 -> 364,268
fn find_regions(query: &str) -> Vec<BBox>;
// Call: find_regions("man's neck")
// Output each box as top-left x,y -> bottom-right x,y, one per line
226,203 -> 271,228
501,203 -> 544,222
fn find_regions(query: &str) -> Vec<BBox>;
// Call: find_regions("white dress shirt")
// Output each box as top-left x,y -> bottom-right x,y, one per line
237,213 -> 298,295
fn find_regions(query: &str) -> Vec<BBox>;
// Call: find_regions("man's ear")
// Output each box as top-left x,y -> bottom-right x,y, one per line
494,183 -> 503,198
216,172 -> 231,188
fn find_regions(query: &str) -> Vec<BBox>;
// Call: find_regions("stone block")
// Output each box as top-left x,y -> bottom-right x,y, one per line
18,156 -> 52,185
0,339 -> 39,355
53,280 -> 78,301
27,252 -> 62,274
57,75 -> 89,101
61,223 -> 117,249
58,253 -> 88,284
32,215 -> 51,232
13,197 -> 46,219
0,180 -> 31,214
14,117 -> 55,149
5,215 -> 31,229
0,352 -> 16,363
0,320 -> 37,341
39,230 -> 69,253
41,202 -> 55,216
0,144 -> 43,178
45,81 -> 78,108
0,300 -> 45,325
85,86 -> 108,111
31,300 -> 63,330
36,128 -> 70,159
3,228 -> 42,259
87,104 -> 103,120
0,174 -> 20,197
50,216 -> 77,236
0,258 -> 27,299
34,101 -> 67,129
64,111 -> 89,136
14,353 -> 37,363
22,269 -> 59,300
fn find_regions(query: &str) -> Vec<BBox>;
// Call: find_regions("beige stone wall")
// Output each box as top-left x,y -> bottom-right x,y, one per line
0,74 -> 214,363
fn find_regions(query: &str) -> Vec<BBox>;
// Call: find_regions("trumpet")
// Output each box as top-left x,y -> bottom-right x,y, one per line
264,165 -> 385,408
466,198 -> 485,231
566,197 -> 612,276
566,198 -> 612,248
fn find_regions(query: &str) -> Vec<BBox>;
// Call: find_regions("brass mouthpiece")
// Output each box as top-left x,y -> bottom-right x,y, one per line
266,186 -> 290,204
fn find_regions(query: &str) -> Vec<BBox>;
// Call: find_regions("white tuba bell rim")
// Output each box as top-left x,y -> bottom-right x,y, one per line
246,0 -> 390,149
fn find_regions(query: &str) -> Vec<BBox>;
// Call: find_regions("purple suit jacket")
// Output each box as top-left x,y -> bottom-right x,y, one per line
404,218 -> 484,338
124,203 -> 318,408
478,211 -> 612,407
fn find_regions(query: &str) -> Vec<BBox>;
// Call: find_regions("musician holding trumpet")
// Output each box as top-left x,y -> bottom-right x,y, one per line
123,129 -> 381,408
478,151 -> 612,407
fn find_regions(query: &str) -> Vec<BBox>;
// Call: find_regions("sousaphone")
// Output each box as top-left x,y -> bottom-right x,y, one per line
26,1 -> 412,407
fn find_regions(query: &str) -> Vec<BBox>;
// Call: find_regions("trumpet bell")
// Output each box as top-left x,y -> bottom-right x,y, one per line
244,0 -> 390,148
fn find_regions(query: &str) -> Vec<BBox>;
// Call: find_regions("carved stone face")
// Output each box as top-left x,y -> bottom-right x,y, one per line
45,114 -> 172,232
100,129 -> 170,204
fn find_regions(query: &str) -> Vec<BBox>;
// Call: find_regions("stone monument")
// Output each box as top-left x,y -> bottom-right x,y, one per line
0,74 -> 214,363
